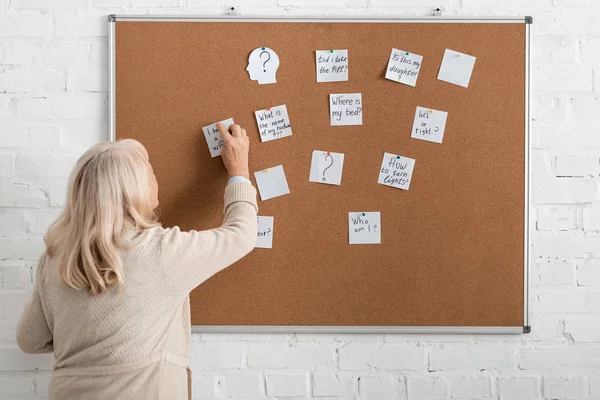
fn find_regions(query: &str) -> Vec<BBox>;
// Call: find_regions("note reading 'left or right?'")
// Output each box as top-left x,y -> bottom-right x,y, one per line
202,118 -> 234,158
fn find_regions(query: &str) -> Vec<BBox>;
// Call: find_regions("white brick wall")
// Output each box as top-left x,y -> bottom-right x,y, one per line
1,0 -> 600,399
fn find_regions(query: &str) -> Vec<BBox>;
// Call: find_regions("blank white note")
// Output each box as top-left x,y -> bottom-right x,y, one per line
254,165 -> 290,201
411,107 -> 448,144
256,216 -> 274,249
309,150 -> 345,186
202,118 -> 234,158
349,212 -> 381,245
437,49 -> 476,88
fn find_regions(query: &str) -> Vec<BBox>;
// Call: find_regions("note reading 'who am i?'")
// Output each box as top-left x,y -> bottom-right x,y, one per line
316,49 -> 349,82
378,152 -> 416,191
330,93 -> 362,126
254,104 -> 292,142
349,212 -> 381,245
202,118 -> 234,158
411,107 -> 448,144
385,48 -> 423,87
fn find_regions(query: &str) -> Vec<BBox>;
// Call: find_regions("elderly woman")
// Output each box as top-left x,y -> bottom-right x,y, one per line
16,123 -> 257,399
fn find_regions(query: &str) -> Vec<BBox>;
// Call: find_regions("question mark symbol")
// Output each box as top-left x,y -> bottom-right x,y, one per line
259,51 -> 271,72
322,153 -> 334,182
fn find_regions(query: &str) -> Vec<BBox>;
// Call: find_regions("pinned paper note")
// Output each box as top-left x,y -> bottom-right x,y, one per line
316,49 -> 349,82
349,212 -> 381,245
202,118 -> 234,158
437,49 -> 476,88
309,150 -> 345,185
330,93 -> 362,126
385,48 -> 423,87
255,104 -> 292,142
378,152 -> 416,190
411,107 -> 448,144
246,47 -> 280,85
254,165 -> 290,201
256,216 -> 274,249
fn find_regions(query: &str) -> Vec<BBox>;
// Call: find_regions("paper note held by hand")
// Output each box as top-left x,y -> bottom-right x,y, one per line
202,118 -> 234,158
378,152 -> 416,190
254,165 -> 290,201
437,49 -> 476,88
309,150 -> 344,185
255,104 -> 292,142
385,48 -> 423,87
330,93 -> 362,126
256,216 -> 274,249
349,212 -> 381,245
411,107 -> 448,144
316,49 -> 349,82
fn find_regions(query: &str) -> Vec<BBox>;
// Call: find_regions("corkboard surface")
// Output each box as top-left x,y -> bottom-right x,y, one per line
115,21 -> 526,327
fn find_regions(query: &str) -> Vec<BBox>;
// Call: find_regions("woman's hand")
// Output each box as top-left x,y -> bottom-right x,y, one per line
217,123 -> 250,180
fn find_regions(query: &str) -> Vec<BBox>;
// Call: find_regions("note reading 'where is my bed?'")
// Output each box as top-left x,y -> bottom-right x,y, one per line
349,212 -> 381,245
378,152 -> 416,191
411,107 -> 448,144
201,117 -> 234,158
330,93 -> 362,126
254,165 -> 290,201
437,49 -> 477,88
316,49 -> 349,82
256,216 -> 274,249
385,48 -> 423,87
254,104 -> 292,142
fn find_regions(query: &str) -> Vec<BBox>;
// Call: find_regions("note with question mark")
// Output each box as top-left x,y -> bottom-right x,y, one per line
309,150 -> 345,186
315,49 -> 349,82
246,47 -> 280,85
411,106 -> 448,144
256,216 -> 274,249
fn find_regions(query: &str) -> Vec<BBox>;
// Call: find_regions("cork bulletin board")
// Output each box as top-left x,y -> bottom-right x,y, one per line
109,16 -> 531,332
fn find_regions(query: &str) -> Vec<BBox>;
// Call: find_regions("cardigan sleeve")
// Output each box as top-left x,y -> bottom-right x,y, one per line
16,254 -> 54,354
159,182 -> 258,294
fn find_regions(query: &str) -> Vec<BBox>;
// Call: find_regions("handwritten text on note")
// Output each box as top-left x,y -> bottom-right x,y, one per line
385,48 -> 423,87
255,104 -> 292,142
411,107 -> 448,144
330,93 -> 362,126
316,49 -> 349,82
377,152 -> 416,191
349,212 -> 381,244
202,118 -> 234,158
256,216 -> 274,249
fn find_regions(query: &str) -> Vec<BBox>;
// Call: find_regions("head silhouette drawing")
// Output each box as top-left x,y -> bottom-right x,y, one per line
246,47 -> 280,85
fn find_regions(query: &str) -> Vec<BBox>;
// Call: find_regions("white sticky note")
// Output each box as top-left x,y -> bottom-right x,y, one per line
254,165 -> 290,201
378,152 -> 416,191
316,49 -> 349,83
349,212 -> 381,245
202,118 -> 234,158
255,104 -> 292,142
411,107 -> 448,144
437,49 -> 476,88
256,216 -> 274,249
330,93 -> 362,126
309,150 -> 345,185
385,48 -> 423,87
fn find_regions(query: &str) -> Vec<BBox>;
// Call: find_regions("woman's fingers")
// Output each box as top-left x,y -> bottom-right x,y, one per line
241,128 -> 247,138
229,124 -> 242,137
217,123 -> 231,143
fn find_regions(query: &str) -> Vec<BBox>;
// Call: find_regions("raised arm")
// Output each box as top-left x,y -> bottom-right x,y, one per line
160,122 -> 258,294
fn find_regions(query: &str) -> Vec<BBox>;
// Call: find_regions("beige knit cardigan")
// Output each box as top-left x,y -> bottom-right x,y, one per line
16,182 -> 258,400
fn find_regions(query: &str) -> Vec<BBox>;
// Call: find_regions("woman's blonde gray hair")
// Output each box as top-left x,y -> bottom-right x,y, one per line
45,139 -> 159,296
